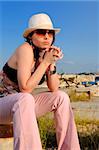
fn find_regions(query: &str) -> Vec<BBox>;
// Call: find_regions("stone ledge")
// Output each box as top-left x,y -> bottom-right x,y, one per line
0,138 -> 13,150
0,138 -> 57,150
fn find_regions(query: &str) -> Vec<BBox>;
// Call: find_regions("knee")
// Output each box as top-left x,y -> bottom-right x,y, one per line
53,90 -> 70,105
12,93 -> 35,113
18,92 -> 35,105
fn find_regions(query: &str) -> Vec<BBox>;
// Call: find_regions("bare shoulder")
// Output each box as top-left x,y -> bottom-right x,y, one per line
16,42 -> 34,65
16,42 -> 33,54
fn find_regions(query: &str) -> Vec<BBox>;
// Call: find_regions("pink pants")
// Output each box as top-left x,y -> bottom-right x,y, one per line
0,90 -> 80,150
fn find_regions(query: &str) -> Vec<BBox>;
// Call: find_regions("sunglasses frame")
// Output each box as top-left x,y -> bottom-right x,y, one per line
34,29 -> 55,36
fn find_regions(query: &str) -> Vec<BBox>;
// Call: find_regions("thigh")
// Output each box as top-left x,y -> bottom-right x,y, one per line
34,90 -> 62,118
0,93 -> 23,124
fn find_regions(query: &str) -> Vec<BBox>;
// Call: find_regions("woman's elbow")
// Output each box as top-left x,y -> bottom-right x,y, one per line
48,86 -> 59,92
19,85 -> 34,93
19,88 -> 32,93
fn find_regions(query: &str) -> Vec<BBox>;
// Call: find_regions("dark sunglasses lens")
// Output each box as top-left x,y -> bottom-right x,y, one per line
49,30 -> 54,34
36,30 -> 46,35
35,29 -> 54,35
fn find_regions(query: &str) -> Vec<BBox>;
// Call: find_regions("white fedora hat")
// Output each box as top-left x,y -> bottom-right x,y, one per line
23,13 -> 60,38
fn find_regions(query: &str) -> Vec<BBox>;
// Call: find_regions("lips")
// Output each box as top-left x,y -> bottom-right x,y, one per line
43,41 -> 50,45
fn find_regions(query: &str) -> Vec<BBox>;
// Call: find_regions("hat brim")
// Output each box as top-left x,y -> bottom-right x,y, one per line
23,27 -> 60,38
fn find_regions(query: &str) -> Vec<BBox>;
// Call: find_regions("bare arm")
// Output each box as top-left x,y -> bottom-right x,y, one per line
46,64 -> 60,92
17,43 -> 57,93
16,43 -> 50,93
46,46 -> 63,92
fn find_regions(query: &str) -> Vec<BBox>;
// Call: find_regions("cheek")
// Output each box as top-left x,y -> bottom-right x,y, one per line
50,38 -> 53,44
32,37 -> 41,46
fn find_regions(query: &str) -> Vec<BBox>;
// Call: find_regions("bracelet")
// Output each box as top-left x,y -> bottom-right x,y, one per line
48,66 -> 56,75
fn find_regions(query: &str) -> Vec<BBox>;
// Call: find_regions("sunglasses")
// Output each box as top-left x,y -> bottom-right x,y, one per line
34,29 -> 55,37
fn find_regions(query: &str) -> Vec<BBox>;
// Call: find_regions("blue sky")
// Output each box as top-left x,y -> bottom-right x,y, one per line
0,1 -> 98,73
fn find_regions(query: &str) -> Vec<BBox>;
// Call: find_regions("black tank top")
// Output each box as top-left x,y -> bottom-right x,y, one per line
3,62 -> 46,85
3,63 -> 18,83
3,43 -> 46,85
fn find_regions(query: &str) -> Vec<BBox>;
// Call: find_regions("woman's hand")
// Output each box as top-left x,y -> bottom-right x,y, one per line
49,45 -> 63,61
41,46 -> 63,65
38,50 -> 46,63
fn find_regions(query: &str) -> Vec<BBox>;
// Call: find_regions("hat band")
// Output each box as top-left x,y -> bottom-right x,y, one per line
29,24 -> 53,30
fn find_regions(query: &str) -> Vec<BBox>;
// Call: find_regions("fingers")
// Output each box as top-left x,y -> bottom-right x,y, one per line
43,46 -> 63,64
59,53 -> 64,59
50,45 -> 63,59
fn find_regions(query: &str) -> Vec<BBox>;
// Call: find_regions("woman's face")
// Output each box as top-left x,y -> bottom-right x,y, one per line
31,29 -> 54,49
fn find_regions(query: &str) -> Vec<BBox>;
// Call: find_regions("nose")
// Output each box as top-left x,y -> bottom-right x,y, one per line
44,32 -> 49,38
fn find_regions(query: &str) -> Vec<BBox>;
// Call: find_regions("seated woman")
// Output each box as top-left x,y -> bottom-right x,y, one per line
0,13 -> 80,150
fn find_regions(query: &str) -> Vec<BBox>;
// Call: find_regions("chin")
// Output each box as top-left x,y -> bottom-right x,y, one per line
43,45 -> 50,49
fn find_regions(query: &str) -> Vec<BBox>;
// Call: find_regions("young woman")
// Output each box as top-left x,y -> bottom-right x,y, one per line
0,13 -> 80,150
